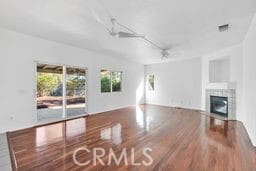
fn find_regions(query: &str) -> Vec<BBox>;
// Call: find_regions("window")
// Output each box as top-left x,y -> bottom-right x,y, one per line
147,74 -> 154,91
66,67 -> 86,118
36,63 -> 87,122
37,64 -> 63,121
112,71 -> 122,92
101,70 -> 122,93
101,70 -> 111,92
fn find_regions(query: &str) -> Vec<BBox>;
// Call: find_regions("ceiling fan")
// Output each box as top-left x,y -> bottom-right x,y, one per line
90,9 -> 172,59
109,18 -> 145,38
91,10 -> 145,38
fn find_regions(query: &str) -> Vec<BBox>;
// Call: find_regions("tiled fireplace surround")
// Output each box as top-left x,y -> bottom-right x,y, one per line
206,89 -> 236,120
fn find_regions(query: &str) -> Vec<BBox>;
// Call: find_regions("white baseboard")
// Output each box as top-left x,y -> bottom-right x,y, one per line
89,105 -> 134,115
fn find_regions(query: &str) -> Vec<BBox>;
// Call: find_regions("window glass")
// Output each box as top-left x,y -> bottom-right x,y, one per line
112,71 -> 122,92
101,70 -> 111,92
148,75 -> 154,91
37,63 -> 87,122
66,67 -> 86,117
37,64 -> 63,121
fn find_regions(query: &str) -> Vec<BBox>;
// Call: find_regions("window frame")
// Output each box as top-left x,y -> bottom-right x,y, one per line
100,69 -> 123,93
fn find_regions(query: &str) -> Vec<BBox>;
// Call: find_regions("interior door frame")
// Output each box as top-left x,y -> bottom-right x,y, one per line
34,61 -> 88,124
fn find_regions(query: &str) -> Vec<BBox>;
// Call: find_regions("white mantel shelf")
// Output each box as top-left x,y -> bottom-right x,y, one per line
206,82 -> 236,90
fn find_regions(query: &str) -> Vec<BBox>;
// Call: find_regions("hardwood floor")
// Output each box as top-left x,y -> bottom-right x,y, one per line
7,105 -> 256,171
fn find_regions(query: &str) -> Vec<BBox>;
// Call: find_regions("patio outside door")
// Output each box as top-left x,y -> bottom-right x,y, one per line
36,63 -> 87,123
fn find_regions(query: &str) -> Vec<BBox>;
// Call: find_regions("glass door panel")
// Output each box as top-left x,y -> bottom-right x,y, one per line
37,64 -> 63,122
66,67 -> 86,118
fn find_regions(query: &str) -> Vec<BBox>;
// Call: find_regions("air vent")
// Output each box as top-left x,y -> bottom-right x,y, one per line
218,24 -> 229,32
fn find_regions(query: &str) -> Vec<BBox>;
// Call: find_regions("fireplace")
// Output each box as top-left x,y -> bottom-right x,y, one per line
210,96 -> 228,117
206,89 -> 235,120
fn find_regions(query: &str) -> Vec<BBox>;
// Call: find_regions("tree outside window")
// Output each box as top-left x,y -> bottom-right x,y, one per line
100,70 -> 111,92
112,71 -> 122,92
101,70 -> 122,93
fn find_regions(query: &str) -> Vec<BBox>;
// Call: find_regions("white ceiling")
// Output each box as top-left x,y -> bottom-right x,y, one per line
0,0 -> 255,64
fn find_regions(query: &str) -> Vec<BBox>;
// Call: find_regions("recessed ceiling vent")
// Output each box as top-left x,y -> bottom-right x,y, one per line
218,24 -> 229,32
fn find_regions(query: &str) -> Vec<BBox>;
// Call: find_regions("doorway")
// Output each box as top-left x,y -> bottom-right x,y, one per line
36,63 -> 88,123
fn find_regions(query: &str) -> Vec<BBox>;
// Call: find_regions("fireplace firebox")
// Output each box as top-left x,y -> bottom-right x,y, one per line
210,96 -> 228,117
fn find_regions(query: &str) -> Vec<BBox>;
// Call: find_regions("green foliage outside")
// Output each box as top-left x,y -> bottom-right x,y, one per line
66,75 -> 86,96
101,71 -> 122,92
37,73 -> 61,96
112,72 -> 121,92
37,73 -> 86,97
101,75 -> 111,92
66,76 -> 85,90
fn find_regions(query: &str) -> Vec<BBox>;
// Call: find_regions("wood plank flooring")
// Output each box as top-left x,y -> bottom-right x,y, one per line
7,105 -> 256,171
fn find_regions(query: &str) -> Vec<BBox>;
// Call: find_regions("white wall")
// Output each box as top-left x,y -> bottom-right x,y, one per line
201,44 -> 244,120
145,58 -> 202,110
242,14 -> 256,146
209,57 -> 230,83
0,27 -> 144,133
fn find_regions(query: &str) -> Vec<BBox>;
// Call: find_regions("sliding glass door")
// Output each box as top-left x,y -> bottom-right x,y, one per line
37,64 -> 63,121
66,67 -> 86,118
36,63 -> 87,122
